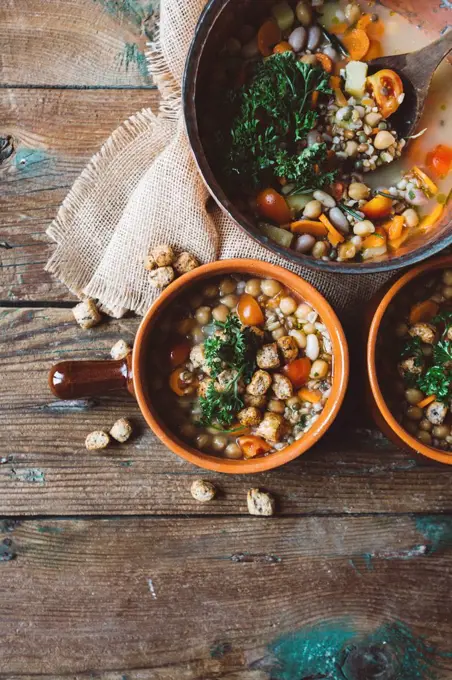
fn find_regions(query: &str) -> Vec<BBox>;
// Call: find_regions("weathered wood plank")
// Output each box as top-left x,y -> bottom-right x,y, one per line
1,307 -> 452,516
0,0 -> 159,86
1,516 -> 451,676
0,88 -> 160,302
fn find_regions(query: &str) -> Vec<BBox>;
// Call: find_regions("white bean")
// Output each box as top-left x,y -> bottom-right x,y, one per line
348,182 -> 370,201
328,207 -> 349,233
402,209 -> 419,228
313,190 -> 336,208
280,296 -> 297,315
295,234 -> 316,253
289,329 -> 307,348
305,333 -> 320,361
295,303 -> 312,321
353,220 -> 375,236
374,131 -> 396,150
288,26 -> 307,52
310,359 -> 329,379
303,199 -> 323,219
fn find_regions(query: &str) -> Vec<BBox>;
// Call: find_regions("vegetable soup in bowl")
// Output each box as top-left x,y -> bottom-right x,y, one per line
368,255 -> 452,465
184,0 -> 452,273
135,260 -> 349,473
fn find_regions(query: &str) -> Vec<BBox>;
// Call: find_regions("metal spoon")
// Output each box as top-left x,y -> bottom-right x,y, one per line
367,30 -> 452,139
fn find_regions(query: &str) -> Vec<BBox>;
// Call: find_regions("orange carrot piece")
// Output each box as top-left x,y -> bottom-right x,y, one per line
311,90 -> 319,108
298,387 -> 322,403
417,394 -> 437,409
258,19 -> 282,57
273,41 -> 293,54
384,215 -> 405,241
413,166 -> 439,196
315,53 -> 333,73
409,300 -> 439,325
365,39 -> 383,61
362,233 -> 386,249
329,21 -> 348,35
387,227 -> 410,251
238,435 -> 271,459
342,29 -> 370,61
357,14 -> 385,40
290,219 -> 328,237
329,75 -> 341,89
334,88 -> 348,107
319,213 -> 345,246
420,203 -> 444,230
361,195 -> 393,220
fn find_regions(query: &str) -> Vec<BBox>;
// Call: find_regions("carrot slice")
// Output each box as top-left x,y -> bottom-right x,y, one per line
387,227 -> 410,251
329,21 -> 348,35
357,14 -> 385,40
290,219 -> 328,237
384,215 -> 405,241
409,300 -> 439,325
329,75 -> 341,89
420,203 -> 444,230
273,41 -> 293,54
258,19 -> 282,56
342,29 -> 370,61
298,387 -> 322,403
362,233 -> 386,249
319,213 -> 345,246
412,166 -> 439,196
361,195 -> 393,220
315,53 -> 333,73
334,88 -> 348,107
417,394 -> 437,409
365,39 -> 383,61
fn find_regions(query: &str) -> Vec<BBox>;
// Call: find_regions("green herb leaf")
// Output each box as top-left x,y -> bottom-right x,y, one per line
417,366 -> 451,402
400,336 -> 423,366
433,339 -> 452,365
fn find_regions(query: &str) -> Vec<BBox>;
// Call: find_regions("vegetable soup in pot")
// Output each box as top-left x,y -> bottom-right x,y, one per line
199,0 -> 452,264
149,275 -> 333,460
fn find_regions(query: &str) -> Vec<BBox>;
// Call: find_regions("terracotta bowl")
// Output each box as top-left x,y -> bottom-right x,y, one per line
367,254 -> 452,465
183,0 -> 452,275
50,260 -> 349,473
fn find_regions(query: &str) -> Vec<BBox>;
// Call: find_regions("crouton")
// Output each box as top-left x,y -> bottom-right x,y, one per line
198,377 -> 213,398
110,339 -> 132,361
256,412 -> 285,443
244,393 -> 267,408
144,255 -> 156,271
215,369 -> 243,393
85,431 -> 110,450
246,370 -> 272,396
150,244 -> 175,267
173,251 -> 199,275
237,407 -> 262,427
110,418 -> 132,443
272,373 -> 293,400
191,479 -> 216,502
426,401 -> 448,425
256,342 -> 280,370
247,488 -> 275,516
148,266 -> 175,289
277,335 -> 299,362
409,323 -> 437,345
190,344 -> 211,374
398,356 -> 423,378
73,299 -> 102,330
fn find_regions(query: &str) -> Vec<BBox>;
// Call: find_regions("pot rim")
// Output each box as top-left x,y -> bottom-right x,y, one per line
367,254 -> 452,465
182,0 -> 452,275
133,259 -> 349,473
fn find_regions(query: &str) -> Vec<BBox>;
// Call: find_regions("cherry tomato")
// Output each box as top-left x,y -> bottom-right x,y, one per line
169,368 -> 197,396
426,144 -> 452,178
256,188 -> 292,225
257,19 -> 282,57
238,435 -> 271,459
366,69 -> 404,119
237,294 -> 264,326
169,341 -> 191,368
282,357 -> 312,388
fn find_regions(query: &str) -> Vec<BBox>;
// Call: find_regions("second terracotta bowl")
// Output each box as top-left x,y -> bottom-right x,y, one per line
367,254 -> 452,465
50,259 -> 349,473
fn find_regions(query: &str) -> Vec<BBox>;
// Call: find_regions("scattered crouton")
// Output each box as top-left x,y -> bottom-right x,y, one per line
277,335 -> 299,362
247,488 -> 275,516
191,479 -> 216,502
148,266 -> 175,289
73,299 -> 102,330
272,373 -> 293,400
144,255 -> 156,271
256,412 -> 285,443
257,343 -> 280,370
110,418 -> 133,443
173,251 -> 199,275
150,244 -> 175,267
237,406 -> 262,427
85,431 -> 110,450
110,339 -> 132,361
409,323 -> 437,345
246,370 -> 272,396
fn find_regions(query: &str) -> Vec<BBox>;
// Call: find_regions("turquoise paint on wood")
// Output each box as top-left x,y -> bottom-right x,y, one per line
118,43 -> 151,81
94,0 -> 158,38
415,515 -> 452,554
14,149 -> 53,177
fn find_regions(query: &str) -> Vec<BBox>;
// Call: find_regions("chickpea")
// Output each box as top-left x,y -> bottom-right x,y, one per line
406,406 -> 423,421
219,278 -> 237,295
443,287 -> 452,299
417,430 -> 432,446
211,435 -> 228,452
303,200 -> 322,220
310,359 -> 329,379
419,419 -> 432,432
286,396 -> 301,408
177,318 -> 195,334
404,419 -> 418,435
405,388 -> 424,405
395,323 -> 408,338
272,327 -> 286,340
221,294 -> 239,309
189,294 -> 203,309
180,423 -> 197,439
347,183 -> 370,201
295,1 -> 313,27
203,284 -> 218,299
195,433 -> 212,450
432,425 -> 450,440
191,326 -> 205,345
261,279 -> 282,297
353,220 -> 375,237
245,278 -> 262,297
212,304 -> 230,323
442,269 -> 452,286
224,442 -> 242,459
280,296 -> 297,315
268,399 -> 285,414
312,241 -> 328,259
289,329 -> 307,349
303,322 -> 316,334
195,306 -> 212,325
421,345 -> 433,358
295,303 -> 312,321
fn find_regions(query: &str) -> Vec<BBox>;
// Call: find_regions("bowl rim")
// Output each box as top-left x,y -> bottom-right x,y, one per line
133,259 -> 349,473
182,0 -> 452,275
367,253 -> 452,465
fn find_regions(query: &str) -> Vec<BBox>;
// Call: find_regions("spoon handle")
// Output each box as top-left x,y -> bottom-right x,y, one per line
404,30 -> 452,83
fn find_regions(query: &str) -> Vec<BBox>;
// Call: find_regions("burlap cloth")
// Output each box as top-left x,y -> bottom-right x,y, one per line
46,0 -> 394,319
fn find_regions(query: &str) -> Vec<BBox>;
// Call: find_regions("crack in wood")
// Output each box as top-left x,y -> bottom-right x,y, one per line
231,552 -> 282,564
38,398 -> 99,413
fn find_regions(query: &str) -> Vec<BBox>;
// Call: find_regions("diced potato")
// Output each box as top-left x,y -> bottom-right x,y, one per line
345,60 -> 368,99
259,223 -> 294,248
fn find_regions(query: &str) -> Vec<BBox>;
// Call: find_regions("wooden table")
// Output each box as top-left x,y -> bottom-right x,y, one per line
1,2 -> 452,677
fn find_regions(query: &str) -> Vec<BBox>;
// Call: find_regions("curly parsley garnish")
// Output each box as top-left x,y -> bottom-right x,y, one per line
401,336 -> 423,366
400,336 -> 452,403
226,53 -> 335,193
199,315 -> 258,427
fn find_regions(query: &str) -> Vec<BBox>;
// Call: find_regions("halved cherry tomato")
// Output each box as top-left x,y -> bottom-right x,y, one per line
238,435 -> 271,459
169,341 -> 191,368
282,357 -> 312,388
426,144 -> 452,178
361,195 -> 393,220
257,19 -> 282,57
237,294 -> 264,326
169,367 -> 196,396
366,69 -> 404,119
256,188 -> 292,225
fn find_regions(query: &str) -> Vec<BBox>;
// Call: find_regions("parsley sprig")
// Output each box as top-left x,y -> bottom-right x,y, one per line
400,337 -> 452,403
226,53 -> 335,192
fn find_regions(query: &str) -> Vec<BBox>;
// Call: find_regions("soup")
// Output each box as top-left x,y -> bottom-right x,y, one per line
149,275 -> 333,459
200,0 -> 452,263
379,268 -> 452,453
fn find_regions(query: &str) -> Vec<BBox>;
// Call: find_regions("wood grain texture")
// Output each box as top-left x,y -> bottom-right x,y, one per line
1,307 -> 452,516
1,516 -> 452,676
0,88 -> 160,302
0,0 -> 158,86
